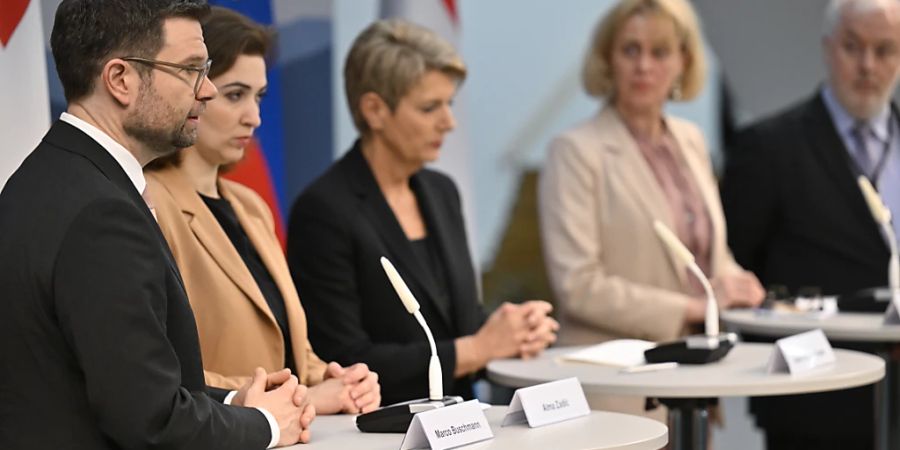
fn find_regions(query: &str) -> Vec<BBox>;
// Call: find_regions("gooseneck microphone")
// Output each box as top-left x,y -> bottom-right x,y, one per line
857,176 -> 900,322
653,221 -> 719,336
380,256 -> 443,401
642,221 -> 736,364
355,256 -> 462,433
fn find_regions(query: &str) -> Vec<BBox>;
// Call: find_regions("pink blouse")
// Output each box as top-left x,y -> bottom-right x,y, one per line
631,126 -> 713,295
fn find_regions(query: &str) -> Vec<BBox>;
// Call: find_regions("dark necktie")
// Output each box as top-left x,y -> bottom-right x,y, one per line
851,121 -> 875,178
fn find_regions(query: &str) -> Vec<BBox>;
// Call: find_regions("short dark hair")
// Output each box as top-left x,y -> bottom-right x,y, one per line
50,0 -> 210,102
145,6 -> 274,172
203,6 -> 275,80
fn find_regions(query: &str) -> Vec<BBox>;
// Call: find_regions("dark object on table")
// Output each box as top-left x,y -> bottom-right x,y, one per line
355,396 -> 464,433
644,333 -> 738,364
837,287 -> 891,313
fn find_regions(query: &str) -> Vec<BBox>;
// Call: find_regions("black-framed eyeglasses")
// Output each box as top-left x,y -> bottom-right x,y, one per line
121,57 -> 212,97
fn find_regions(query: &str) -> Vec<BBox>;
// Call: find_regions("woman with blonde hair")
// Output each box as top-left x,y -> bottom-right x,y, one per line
288,19 -> 558,405
539,0 -> 763,419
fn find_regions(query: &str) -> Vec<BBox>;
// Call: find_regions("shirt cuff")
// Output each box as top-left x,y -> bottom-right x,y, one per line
223,390 -> 238,405
255,407 -> 280,449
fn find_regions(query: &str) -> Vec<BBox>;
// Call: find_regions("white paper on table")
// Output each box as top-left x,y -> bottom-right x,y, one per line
558,339 -> 656,367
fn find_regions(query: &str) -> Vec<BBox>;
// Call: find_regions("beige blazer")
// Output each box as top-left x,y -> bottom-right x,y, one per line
146,167 -> 327,390
539,107 -> 743,346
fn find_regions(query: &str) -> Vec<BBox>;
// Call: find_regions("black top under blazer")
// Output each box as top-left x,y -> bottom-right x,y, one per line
722,92 -> 890,442
287,143 -> 486,405
0,121 -> 270,449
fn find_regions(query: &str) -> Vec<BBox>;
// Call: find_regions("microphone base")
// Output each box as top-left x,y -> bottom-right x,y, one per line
644,333 -> 737,365
355,396 -> 464,433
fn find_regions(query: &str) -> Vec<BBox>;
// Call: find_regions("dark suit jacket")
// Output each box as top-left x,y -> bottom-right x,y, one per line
722,93 -> 886,440
722,92 -> 890,296
0,121 -> 270,449
287,143 -> 485,405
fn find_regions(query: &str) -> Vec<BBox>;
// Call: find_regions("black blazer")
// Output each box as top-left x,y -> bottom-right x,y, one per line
722,92 -> 890,296
721,93 -> 885,441
0,121 -> 270,449
287,143 -> 485,405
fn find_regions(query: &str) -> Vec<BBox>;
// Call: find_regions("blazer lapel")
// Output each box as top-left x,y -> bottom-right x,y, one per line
48,122 -> 157,226
154,168 -> 277,325
410,174 -> 458,326
219,182 -> 294,331
595,108 -> 689,286
669,119 -> 728,274
46,121 -> 186,287
345,145 -> 455,329
805,95 -> 885,238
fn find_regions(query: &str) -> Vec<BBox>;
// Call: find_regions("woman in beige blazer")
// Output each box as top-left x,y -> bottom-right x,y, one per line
145,6 -> 380,416
539,0 -> 764,419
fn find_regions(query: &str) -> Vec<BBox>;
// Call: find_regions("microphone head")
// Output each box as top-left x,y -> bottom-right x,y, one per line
653,220 -> 695,265
380,257 -> 420,314
653,222 -> 719,336
858,176 -> 892,224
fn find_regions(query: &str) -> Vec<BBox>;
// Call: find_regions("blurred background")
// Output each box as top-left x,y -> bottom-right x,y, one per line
8,1 -> 840,448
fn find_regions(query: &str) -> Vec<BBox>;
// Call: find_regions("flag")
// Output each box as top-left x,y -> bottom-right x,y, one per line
381,0 -> 459,36
380,0 -> 479,268
0,0 -> 50,190
270,0 -> 335,224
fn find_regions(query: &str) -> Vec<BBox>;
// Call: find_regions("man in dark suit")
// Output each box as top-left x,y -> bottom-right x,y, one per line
722,1 -> 900,448
0,1 -> 313,448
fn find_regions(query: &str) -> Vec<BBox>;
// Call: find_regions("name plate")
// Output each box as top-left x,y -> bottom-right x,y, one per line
767,329 -> 835,375
400,400 -> 493,450
501,377 -> 590,428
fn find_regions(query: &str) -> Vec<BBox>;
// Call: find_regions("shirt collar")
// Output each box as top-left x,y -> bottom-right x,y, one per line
60,112 -> 146,194
822,85 -> 891,142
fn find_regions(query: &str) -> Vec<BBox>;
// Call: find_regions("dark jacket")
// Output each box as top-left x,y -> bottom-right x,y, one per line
722,92 -> 886,442
723,92 -> 890,296
288,143 -> 485,405
0,121 -> 270,449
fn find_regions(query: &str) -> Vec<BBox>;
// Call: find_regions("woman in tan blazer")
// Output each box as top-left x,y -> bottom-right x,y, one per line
539,0 -> 764,419
145,6 -> 380,416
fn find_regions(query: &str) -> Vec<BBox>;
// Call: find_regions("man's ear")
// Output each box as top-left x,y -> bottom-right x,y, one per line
359,92 -> 389,131
101,59 -> 139,107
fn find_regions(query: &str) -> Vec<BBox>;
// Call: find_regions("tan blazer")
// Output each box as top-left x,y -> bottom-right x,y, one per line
146,167 -> 327,390
539,107 -> 743,347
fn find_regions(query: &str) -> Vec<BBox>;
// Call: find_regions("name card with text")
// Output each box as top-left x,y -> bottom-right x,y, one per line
400,400 -> 493,450
767,329 -> 835,375
501,377 -> 590,428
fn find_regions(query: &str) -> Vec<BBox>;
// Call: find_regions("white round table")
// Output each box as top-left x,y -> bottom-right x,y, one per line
721,309 -> 900,341
284,406 -> 668,450
722,309 -> 900,450
487,343 -> 884,450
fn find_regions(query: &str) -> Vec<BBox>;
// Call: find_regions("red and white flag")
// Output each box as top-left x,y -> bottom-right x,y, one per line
1,0 -> 50,190
380,0 -> 479,265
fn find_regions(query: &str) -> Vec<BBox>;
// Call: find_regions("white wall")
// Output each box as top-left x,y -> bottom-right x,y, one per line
694,0 -> 829,126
